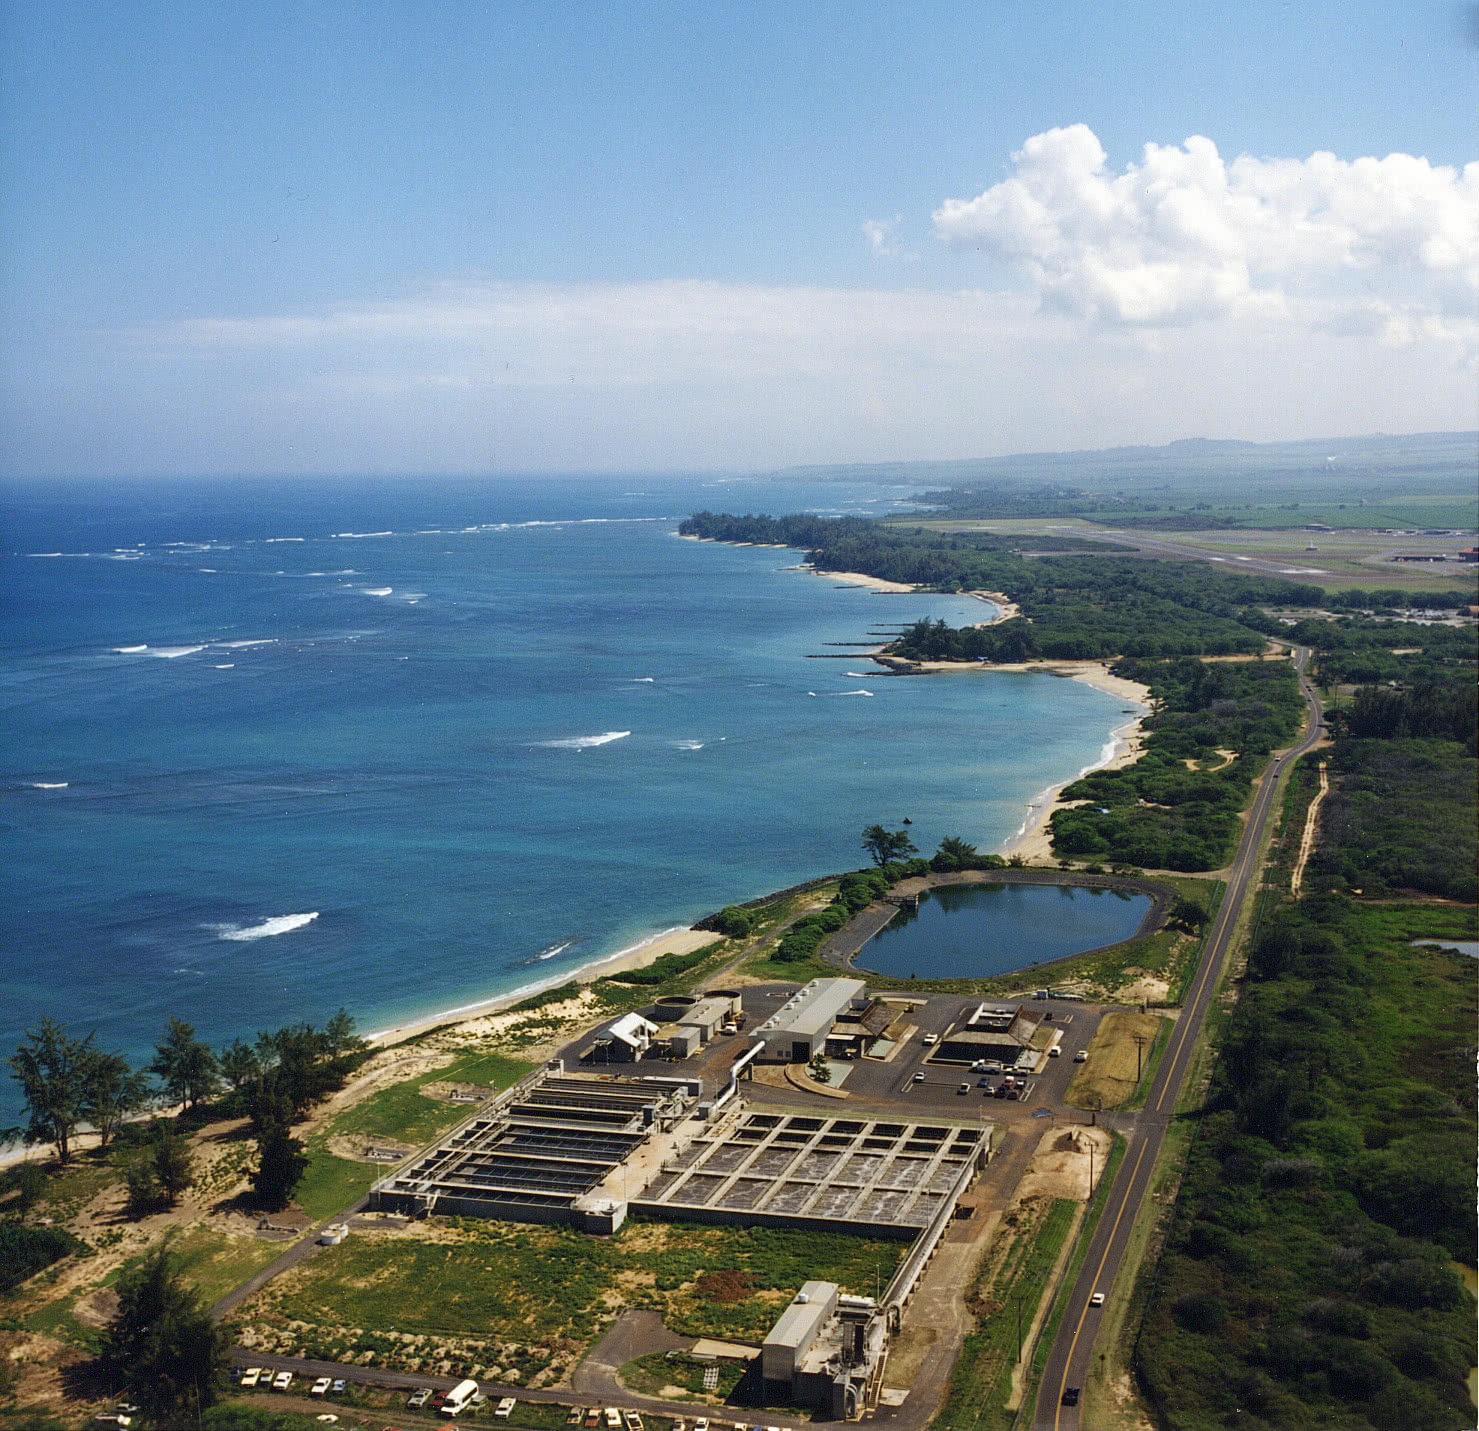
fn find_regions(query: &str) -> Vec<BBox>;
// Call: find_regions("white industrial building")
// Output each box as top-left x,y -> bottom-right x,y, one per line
753,978 -> 868,1062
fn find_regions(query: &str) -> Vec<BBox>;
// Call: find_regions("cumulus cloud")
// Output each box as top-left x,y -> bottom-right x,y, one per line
933,124 -> 1479,331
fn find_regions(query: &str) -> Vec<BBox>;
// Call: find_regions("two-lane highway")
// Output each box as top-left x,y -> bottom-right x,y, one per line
1033,648 -> 1323,1429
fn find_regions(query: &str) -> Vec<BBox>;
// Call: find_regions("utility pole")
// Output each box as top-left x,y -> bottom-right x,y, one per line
1133,1032 -> 1149,1084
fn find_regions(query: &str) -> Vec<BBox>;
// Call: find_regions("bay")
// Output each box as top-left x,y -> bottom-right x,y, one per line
0,474 -> 1136,1126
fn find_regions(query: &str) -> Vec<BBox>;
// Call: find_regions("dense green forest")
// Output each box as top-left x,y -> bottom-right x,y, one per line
1135,894 -> 1477,1430
1298,617 -> 1478,687
681,511 -> 1329,660
1045,657 -> 1305,871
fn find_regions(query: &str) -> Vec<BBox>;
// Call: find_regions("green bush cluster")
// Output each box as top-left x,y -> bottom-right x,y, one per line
0,1222 -> 83,1293
1047,657 -> 1304,870
771,862 -> 936,963
1137,896 -> 1477,1429
597,941 -> 722,987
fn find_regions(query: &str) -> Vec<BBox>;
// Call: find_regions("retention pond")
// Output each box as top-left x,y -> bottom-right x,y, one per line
856,882 -> 1153,980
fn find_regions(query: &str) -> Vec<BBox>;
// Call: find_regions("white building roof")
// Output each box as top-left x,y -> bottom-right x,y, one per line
607,1012 -> 659,1049
755,978 -> 866,1040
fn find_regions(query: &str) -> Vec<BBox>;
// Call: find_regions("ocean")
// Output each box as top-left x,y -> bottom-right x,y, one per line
1,473 -> 1136,1126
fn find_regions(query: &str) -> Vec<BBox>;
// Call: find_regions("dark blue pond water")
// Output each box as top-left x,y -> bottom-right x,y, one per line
856,882 -> 1152,980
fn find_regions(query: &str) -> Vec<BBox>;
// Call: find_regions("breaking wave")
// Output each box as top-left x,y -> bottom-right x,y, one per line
213,912 -> 320,941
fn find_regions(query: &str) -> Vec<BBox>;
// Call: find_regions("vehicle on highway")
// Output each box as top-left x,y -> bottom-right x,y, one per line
494,1398 -> 517,1419
1048,1045 -> 1060,1057
1062,1386 -> 1080,1405
1074,1049 -> 1088,1062
921,1032 -> 938,1045
408,1390 -> 432,1409
272,1372 -> 293,1392
957,1082 -> 970,1094
1090,1292 -> 1105,1306
311,1377 -> 332,1397
911,1071 -> 925,1082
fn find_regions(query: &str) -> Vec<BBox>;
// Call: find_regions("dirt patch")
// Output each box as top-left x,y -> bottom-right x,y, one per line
1116,971 -> 1172,1005
694,1270 -> 755,1303
1014,1126 -> 1115,1203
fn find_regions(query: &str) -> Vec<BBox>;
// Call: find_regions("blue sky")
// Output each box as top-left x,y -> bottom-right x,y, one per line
2,1 -> 1475,476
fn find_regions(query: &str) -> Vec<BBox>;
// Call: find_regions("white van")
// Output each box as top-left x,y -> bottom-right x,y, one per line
442,1380 -> 479,1418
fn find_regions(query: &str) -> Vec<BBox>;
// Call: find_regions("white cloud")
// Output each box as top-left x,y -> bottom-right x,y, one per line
933,124 -> 1479,332
862,215 -> 911,259
8,274 -> 1475,476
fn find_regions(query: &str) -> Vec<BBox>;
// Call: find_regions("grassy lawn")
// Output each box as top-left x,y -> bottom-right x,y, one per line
165,1222 -> 284,1308
292,1143 -> 380,1222
230,1217 -> 905,1385
326,1049 -> 533,1148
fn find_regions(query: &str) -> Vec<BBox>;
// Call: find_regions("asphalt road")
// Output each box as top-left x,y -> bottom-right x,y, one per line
1031,647 -> 1322,1429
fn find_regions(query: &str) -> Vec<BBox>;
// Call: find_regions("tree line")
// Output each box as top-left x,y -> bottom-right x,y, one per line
5,1010 -> 368,1214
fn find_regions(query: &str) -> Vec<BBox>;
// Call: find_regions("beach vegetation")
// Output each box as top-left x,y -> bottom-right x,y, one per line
597,940 -> 725,987
861,824 -> 918,866
4,1018 -> 103,1164
149,1017 -> 221,1112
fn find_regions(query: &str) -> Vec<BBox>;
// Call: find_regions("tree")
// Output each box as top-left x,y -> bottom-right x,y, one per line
2,1162 -> 48,1219
149,1017 -> 219,1111
6,1018 -> 94,1162
217,1037 -> 261,1097
861,825 -> 917,867
79,1049 -> 148,1149
932,835 -> 978,871
251,1121 -> 309,1211
100,1237 -> 228,1420
152,1123 -> 195,1206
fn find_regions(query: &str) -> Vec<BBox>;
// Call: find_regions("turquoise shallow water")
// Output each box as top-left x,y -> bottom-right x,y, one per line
855,882 -> 1153,980
0,474 -> 1139,1125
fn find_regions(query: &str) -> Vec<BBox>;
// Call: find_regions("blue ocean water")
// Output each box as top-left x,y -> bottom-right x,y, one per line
1,474 -> 1137,1126
855,882 -> 1152,980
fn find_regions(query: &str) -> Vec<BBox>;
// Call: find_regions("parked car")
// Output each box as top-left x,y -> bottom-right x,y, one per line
693,1420 -> 709,1431
407,1390 -> 432,1410
272,1372 -> 293,1392
604,1410 -> 622,1430
921,1033 -> 938,1045
331,1380 -> 347,1394
911,1071 -> 925,1082
993,1085 -> 1008,1098
624,1412 -> 644,1431
240,1370 -> 262,1388
957,1082 -> 970,1094
584,1411 -> 602,1429
670,1419 -> 686,1431
494,1398 -> 517,1420
1074,1049 -> 1088,1063
567,1409 -> 584,1426
311,1377 -> 332,1397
